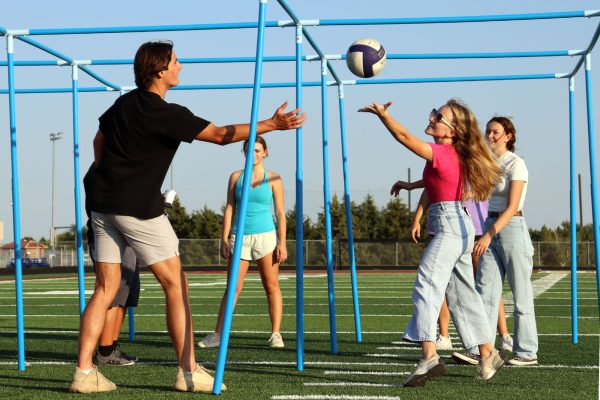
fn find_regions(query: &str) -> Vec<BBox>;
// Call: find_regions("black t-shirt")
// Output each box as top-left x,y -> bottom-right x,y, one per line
86,89 -> 210,219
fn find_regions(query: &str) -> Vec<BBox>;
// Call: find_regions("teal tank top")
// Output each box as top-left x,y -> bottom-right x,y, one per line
232,170 -> 276,235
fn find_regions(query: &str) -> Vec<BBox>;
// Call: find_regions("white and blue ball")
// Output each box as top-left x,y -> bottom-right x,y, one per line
346,38 -> 386,78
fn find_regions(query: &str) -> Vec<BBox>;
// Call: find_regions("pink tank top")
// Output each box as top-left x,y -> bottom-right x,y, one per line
422,143 -> 463,203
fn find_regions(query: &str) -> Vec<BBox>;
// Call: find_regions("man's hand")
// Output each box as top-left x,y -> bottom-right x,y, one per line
271,101 -> 307,130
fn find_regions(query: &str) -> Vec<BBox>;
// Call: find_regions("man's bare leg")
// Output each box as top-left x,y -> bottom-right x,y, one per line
77,263 -> 121,370
148,255 -> 195,371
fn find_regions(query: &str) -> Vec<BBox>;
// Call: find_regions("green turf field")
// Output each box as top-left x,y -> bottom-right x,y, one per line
0,271 -> 597,399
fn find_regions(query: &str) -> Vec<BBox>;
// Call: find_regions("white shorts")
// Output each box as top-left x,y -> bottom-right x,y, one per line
229,230 -> 277,261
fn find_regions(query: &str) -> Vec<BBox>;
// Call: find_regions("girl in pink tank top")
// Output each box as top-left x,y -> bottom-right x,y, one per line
360,99 -> 502,387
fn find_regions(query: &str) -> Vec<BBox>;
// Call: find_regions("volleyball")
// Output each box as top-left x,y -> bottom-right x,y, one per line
346,38 -> 386,78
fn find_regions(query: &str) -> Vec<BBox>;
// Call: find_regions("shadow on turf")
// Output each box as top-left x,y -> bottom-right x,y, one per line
0,373 -> 73,394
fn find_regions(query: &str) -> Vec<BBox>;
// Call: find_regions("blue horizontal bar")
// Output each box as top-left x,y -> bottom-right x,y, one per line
387,50 -> 573,59
0,49 -> 578,68
25,21 -> 280,36
318,11 -> 592,26
353,73 -> 557,84
0,73 -> 563,94
0,87 -> 115,94
2,10 -> 596,38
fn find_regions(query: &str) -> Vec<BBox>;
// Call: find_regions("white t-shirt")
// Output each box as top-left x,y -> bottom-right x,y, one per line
488,151 -> 528,213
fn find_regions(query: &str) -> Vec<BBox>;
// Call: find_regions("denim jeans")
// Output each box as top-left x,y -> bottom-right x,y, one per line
403,201 -> 494,349
476,216 -> 538,359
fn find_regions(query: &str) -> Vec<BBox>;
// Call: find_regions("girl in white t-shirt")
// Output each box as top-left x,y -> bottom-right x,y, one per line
458,116 -> 538,366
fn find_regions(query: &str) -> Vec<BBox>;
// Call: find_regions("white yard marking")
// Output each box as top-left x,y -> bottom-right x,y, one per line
303,382 -> 402,387
323,370 -> 409,376
272,396 -> 401,400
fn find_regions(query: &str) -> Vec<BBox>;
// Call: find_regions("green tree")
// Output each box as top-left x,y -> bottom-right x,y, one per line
190,206 -> 223,239
379,197 -> 413,240
165,198 -> 192,238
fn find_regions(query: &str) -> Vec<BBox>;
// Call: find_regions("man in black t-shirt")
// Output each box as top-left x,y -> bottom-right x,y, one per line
70,40 -> 306,394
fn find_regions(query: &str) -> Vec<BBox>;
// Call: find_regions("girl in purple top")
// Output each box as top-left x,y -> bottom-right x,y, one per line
361,99 -> 503,387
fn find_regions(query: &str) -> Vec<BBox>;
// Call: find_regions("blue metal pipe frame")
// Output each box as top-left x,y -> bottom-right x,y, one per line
6,34 -> 26,372
337,84 -> 362,342
70,65 -> 86,315
568,77 -> 578,344
583,54 -> 600,314
0,1 -> 598,374
320,59 -> 338,354
213,0 -> 268,393
294,23 -> 305,371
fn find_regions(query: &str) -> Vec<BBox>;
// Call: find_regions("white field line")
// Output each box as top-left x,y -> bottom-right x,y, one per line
323,370 -> 410,376
303,382 -> 402,388
272,396 -> 401,400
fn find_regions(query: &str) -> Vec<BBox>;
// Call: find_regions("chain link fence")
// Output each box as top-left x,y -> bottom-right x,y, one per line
1,239 -> 595,269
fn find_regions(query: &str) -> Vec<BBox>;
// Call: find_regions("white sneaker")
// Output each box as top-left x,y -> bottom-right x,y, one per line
268,332 -> 285,348
477,349 -> 505,380
198,332 -> 221,348
173,363 -> 227,392
500,334 -> 513,352
435,335 -> 453,351
404,354 -> 448,387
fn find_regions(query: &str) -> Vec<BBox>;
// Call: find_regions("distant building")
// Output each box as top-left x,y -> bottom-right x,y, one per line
0,239 -> 48,258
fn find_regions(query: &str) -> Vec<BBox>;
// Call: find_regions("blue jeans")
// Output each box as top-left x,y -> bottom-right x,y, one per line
403,201 -> 494,349
476,216 -> 538,359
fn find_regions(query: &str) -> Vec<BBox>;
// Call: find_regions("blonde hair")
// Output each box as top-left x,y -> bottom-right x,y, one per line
446,99 -> 501,201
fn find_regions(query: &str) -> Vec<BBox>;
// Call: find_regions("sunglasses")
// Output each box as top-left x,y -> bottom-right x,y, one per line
430,108 -> 455,130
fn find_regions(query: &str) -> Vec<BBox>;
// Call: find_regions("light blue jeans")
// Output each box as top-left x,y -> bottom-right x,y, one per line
475,216 -> 538,359
403,201 -> 494,349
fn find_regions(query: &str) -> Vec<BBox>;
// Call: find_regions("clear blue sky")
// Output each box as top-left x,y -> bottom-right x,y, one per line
1,0 -> 599,242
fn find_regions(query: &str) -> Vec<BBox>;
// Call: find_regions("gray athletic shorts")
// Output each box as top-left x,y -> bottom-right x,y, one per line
229,230 -> 277,261
91,212 -> 179,267
90,244 -> 140,308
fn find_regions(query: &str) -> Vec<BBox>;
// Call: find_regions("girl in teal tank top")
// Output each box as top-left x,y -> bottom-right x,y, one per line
199,136 -> 287,350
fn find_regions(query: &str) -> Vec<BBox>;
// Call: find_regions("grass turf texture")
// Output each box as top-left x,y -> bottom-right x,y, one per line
0,271 -> 597,399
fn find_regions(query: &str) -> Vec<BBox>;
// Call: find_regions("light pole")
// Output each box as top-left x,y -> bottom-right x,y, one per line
49,132 -> 63,249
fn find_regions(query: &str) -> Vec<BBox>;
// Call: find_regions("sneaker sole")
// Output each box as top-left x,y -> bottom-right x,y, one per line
507,360 -> 538,366
94,359 -> 135,366
451,353 -> 479,366
197,342 -> 220,349
404,361 -> 448,387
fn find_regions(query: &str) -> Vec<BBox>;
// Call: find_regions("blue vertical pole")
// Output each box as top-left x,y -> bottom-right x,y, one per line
320,59 -> 338,354
568,77 -> 578,343
337,84 -> 362,343
6,34 -> 26,372
71,65 -> 86,315
583,54 -> 600,314
294,23 -> 305,371
213,0 -> 268,393
128,307 -> 135,342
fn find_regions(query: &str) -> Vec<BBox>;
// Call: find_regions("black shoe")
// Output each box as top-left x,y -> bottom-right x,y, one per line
93,349 -> 135,366
114,344 -> 138,362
